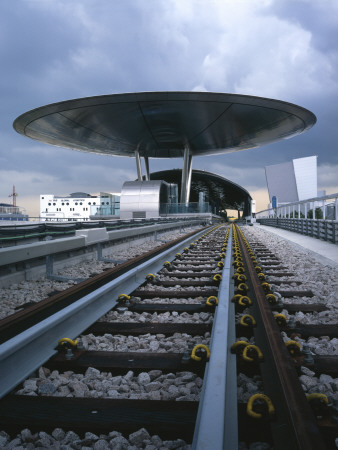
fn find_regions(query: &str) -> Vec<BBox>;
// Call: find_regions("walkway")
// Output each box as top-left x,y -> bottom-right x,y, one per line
254,223 -> 338,268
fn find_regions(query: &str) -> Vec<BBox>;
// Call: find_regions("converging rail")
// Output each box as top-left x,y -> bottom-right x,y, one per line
0,224 -> 240,447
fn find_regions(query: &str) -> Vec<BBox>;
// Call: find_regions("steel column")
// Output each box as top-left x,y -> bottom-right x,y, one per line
135,150 -> 142,181
180,146 -> 193,205
144,156 -> 150,181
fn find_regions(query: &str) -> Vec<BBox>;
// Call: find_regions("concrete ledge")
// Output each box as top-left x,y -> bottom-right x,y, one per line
75,228 -> 109,244
0,236 -> 86,266
0,220 -> 205,269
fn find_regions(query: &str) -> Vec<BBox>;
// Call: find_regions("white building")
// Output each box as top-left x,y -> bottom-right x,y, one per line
40,192 -> 120,221
265,156 -> 320,207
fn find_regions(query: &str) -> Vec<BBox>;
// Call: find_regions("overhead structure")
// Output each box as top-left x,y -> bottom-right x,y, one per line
13,91 -> 316,204
150,169 -> 252,217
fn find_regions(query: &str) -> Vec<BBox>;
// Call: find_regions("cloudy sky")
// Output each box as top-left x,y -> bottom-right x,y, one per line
1,0 -> 337,217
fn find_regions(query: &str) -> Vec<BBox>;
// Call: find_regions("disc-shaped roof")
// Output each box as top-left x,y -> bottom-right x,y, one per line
150,169 -> 252,214
13,92 -> 316,158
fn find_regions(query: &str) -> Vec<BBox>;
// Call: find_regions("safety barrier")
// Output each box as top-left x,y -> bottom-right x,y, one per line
0,219 -> 209,287
257,218 -> 338,243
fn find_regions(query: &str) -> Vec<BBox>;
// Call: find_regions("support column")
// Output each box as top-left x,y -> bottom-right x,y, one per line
144,156 -> 150,181
135,150 -> 142,181
180,146 -> 193,205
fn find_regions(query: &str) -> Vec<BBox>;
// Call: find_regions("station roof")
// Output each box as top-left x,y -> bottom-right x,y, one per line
150,169 -> 252,213
13,92 -> 316,159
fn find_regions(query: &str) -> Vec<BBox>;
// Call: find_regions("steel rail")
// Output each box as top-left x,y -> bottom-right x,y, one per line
0,226 -> 208,343
236,225 -> 326,450
192,226 -> 238,449
0,226 -> 213,399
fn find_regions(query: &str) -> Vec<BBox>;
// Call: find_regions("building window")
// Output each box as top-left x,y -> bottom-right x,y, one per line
66,203 -> 69,205
42,197 -> 44,199
53,203 -> 56,206
88,202 -> 91,205
62,202 -> 64,205
80,202 -> 83,205
93,202 -> 96,205
48,203 -> 51,206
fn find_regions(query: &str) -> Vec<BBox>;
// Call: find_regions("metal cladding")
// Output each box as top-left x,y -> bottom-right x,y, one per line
120,180 -> 168,219
13,92 -> 316,158
150,169 -> 252,215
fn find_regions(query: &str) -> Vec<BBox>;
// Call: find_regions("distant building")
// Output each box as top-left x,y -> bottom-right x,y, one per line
0,203 -> 29,221
265,156 -> 321,207
40,192 -> 120,221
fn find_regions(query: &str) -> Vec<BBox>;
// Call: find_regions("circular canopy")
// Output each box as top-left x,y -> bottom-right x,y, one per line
13,91 -> 316,158
150,169 -> 252,215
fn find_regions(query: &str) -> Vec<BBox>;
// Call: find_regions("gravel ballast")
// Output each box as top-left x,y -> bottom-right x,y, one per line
16,367 -> 202,402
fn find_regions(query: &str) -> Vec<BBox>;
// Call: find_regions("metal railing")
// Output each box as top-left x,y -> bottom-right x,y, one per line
256,193 -> 338,221
255,193 -> 338,243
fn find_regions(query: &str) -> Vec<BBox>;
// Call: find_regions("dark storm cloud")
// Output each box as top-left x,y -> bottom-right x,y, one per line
268,1 -> 338,53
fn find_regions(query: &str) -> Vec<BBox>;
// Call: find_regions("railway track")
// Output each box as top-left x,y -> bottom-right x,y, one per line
0,223 -> 337,449
0,224 -> 229,448
232,225 -> 337,450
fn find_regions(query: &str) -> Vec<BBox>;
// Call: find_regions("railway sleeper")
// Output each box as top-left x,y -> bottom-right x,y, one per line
0,396 -> 198,441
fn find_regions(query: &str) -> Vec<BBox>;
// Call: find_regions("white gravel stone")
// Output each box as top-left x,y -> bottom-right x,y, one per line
80,332 -> 210,353
138,372 -> 151,385
129,427 -> 151,446
237,373 -> 263,402
16,367 -> 201,403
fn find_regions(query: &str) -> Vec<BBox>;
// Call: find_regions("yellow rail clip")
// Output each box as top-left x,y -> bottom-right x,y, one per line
266,293 -> 277,304
238,296 -> 252,307
206,296 -> 219,306
274,313 -> 287,327
285,340 -> 301,355
247,394 -> 275,419
118,294 -> 131,303
213,274 -> 222,282
240,314 -> 256,327
242,345 -> 263,362
146,273 -> 156,282
191,344 -> 210,361
307,393 -> 329,404
58,338 -> 78,348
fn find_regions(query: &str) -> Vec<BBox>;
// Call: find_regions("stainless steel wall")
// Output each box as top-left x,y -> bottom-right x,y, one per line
120,180 -> 169,219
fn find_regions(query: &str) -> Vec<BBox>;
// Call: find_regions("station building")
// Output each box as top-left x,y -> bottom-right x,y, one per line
15,92 -> 316,224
